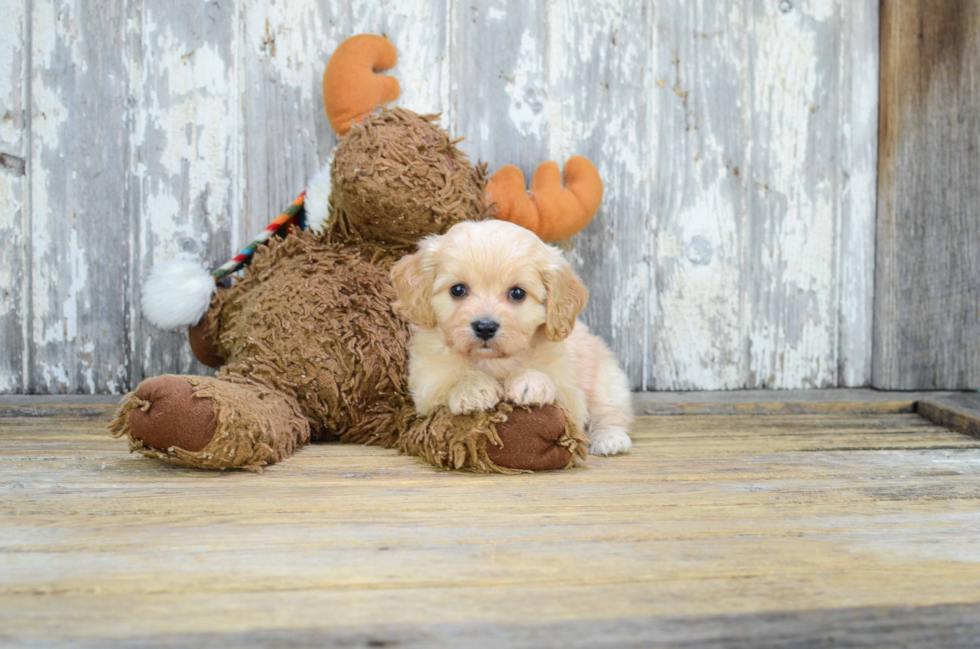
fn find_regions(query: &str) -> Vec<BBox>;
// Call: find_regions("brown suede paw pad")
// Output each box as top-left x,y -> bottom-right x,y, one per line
488,405 -> 573,471
129,375 -> 217,453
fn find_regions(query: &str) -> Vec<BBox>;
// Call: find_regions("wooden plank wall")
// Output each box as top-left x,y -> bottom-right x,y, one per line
0,0 -> 27,393
645,1 -> 879,390
874,0 -> 980,390
0,0 -> 881,394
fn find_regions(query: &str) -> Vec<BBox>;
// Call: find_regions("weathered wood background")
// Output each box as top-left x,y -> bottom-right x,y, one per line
0,0 -> 907,395
875,0 -> 980,391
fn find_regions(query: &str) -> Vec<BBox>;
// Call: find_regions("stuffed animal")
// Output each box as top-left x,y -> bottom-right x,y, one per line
109,34 -> 604,473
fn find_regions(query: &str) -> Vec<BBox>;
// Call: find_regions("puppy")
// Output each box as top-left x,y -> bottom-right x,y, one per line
391,220 -> 632,456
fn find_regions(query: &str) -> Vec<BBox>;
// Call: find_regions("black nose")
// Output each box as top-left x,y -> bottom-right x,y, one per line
471,319 -> 500,341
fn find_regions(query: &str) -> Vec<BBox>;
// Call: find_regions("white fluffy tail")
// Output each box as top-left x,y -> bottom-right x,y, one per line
142,256 -> 216,330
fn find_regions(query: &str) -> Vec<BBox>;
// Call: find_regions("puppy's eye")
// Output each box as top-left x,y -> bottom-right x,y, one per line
450,284 -> 468,298
508,287 -> 526,302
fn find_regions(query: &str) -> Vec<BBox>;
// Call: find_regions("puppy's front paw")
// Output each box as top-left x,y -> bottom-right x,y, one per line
588,427 -> 632,456
504,370 -> 557,406
449,375 -> 503,415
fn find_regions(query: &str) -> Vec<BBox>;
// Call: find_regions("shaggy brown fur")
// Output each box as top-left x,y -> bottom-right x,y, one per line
110,107 -> 581,473
399,403 -> 587,474
209,231 -> 412,444
110,379 -> 584,473
328,109 -> 490,248
110,375 -> 310,473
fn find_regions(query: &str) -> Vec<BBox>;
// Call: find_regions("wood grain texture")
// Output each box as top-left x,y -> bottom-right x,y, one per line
874,0 -> 980,390
452,0 -> 879,391
0,388 -> 970,420
553,0 -> 654,388
0,0 -> 27,394
633,388 -> 965,416
649,0 -> 878,390
2,411 -> 980,644
242,0 -> 327,232
918,393 -> 980,441
240,0 -> 452,227
3,2 -> 885,393
452,0 -> 549,172
23,604 -> 980,649
29,0 -> 132,393
836,0 -> 880,388
129,0 -> 241,383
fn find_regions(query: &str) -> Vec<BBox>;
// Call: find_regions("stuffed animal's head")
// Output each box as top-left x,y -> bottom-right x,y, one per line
306,35 -> 486,247
310,34 -> 604,248
329,108 -> 488,246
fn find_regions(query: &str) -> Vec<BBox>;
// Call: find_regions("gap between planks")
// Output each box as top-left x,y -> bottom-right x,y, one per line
3,390 -> 979,441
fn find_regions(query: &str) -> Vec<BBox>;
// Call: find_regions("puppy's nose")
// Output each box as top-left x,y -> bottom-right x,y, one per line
471,319 -> 500,341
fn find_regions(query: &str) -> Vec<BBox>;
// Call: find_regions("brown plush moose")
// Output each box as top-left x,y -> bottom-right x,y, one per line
110,34 -> 604,473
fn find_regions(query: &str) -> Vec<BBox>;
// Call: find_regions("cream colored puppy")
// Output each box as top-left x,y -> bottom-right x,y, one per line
391,220 -> 632,456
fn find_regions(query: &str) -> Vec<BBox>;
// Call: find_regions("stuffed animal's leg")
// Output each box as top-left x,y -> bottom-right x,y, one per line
400,403 -> 587,474
109,375 -> 310,472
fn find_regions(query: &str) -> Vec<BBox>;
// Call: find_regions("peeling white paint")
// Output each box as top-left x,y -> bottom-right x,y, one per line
50,222 -> 88,345
505,31 -> 548,140
0,0 -> 26,393
381,1 -> 450,115
545,0 -> 654,385
742,2 -> 842,389
0,159 -> 23,394
2,0 -> 881,394
805,0 -> 836,24
133,3 -> 241,380
33,0 -> 85,73
641,0 -> 877,390
40,363 -> 69,392
0,176 -> 20,317
655,175 -> 744,389
31,0 -> 76,361
836,0 -> 879,387
0,0 -> 24,148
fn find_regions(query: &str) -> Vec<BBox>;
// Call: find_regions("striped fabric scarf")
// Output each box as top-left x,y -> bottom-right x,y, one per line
212,192 -> 307,280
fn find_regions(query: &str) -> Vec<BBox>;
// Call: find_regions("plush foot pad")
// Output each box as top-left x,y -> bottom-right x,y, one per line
488,406 -> 582,471
109,375 -> 311,472
399,403 -> 587,474
129,375 -> 217,452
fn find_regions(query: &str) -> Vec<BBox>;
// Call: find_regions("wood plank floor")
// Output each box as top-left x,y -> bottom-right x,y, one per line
3,405 -> 980,647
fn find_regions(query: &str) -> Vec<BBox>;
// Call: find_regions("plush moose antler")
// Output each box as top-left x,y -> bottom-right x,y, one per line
323,34 -> 602,242
323,34 -> 401,134
486,157 -> 604,243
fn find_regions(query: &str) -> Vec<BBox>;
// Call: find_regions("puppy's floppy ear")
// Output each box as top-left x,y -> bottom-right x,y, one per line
390,237 -> 438,328
543,248 -> 589,342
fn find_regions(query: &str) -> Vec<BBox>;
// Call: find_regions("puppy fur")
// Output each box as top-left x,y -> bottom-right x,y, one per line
391,220 -> 632,456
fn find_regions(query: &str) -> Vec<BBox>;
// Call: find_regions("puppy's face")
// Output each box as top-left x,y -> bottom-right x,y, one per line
391,220 -> 589,359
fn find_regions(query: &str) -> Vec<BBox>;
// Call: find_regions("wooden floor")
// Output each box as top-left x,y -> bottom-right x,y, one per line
3,395 -> 980,647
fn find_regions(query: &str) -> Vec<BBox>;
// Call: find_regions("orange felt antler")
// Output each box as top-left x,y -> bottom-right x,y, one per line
323,34 -> 401,135
486,157 -> 603,242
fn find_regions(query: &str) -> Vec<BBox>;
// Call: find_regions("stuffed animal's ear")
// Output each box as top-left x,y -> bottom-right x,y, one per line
544,251 -> 589,342
391,244 -> 438,329
323,34 -> 401,135
487,156 -> 603,242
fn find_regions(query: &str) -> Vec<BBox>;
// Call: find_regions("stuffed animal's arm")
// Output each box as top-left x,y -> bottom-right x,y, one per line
188,289 -> 227,368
